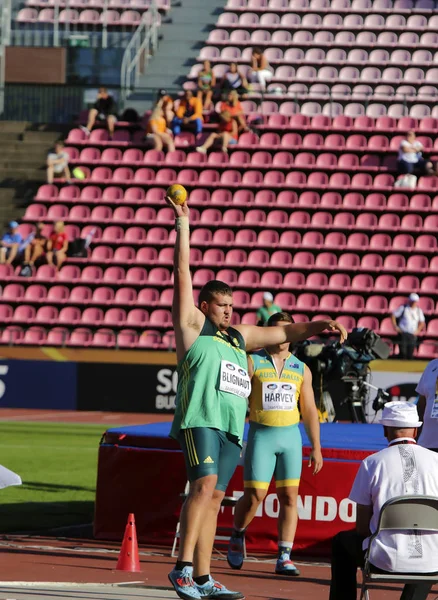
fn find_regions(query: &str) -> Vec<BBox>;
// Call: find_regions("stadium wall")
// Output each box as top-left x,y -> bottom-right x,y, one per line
0,348 -> 427,414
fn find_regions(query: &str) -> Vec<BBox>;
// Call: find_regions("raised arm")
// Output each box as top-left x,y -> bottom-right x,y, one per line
300,365 -> 323,475
235,319 -> 348,353
166,196 -> 205,359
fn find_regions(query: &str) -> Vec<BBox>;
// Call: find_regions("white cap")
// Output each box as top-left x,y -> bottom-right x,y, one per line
263,292 -> 274,302
409,293 -> 420,302
379,401 -> 422,428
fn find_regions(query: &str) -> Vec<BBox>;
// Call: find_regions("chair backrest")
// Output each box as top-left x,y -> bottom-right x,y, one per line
376,495 -> 438,534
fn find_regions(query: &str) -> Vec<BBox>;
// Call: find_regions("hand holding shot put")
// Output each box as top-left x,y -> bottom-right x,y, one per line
166,183 -> 351,600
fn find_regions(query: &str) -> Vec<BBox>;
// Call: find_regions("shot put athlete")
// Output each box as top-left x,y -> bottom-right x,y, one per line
167,196 -> 347,600
227,311 -> 323,576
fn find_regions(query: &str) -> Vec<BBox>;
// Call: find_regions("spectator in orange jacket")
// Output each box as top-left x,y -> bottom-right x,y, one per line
171,90 -> 203,136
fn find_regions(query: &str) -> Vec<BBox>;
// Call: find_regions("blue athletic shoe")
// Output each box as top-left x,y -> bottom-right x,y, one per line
275,554 -> 300,576
227,533 -> 244,570
168,566 -> 201,600
196,576 -> 244,599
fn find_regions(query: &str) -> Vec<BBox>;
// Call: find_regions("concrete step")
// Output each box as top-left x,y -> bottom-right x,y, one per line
0,161 -> 45,169
0,142 -> 55,152
0,149 -> 47,159
0,132 -> 22,142
0,168 -> 45,181
22,131 -> 60,144
0,121 -> 30,133
0,189 -> 17,202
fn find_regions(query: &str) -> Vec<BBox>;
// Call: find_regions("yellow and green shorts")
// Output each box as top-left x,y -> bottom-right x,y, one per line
244,421 -> 302,490
178,427 -> 241,491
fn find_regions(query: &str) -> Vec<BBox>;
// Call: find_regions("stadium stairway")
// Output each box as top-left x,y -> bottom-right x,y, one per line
0,122 -> 66,225
126,0 -> 226,109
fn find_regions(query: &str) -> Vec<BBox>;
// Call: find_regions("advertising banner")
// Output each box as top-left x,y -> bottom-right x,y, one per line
95,445 -> 360,554
0,359 -> 77,409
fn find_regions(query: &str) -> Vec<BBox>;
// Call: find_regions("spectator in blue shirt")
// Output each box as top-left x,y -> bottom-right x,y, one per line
0,221 -> 23,265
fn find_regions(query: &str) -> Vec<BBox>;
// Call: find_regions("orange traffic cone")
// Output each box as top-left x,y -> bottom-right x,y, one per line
116,513 -> 141,572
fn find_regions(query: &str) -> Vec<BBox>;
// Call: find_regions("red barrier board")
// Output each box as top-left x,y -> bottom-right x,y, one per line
94,445 -> 363,555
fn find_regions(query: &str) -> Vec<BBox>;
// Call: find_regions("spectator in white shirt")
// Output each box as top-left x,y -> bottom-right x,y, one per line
330,401 -> 438,600
416,358 -> 438,453
397,131 -> 437,177
391,293 -> 425,359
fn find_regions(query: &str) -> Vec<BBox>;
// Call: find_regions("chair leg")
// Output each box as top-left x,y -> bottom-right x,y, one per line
171,521 -> 180,558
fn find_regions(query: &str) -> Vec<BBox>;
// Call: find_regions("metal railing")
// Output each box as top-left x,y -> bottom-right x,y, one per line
0,0 -> 12,115
120,2 -> 160,107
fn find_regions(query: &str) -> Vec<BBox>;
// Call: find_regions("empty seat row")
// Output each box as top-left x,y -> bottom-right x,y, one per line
218,11 -> 438,29
0,304 -> 172,327
45,166 -> 438,191
2,324 -> 437,354
225,0 -> 436,12
22,203 -> 438,233
25,0 -> 167,9
1,304 -> 438,335
16,7 -> 150,24
61,148 -> 427,172
0,326 -> 172,349
2,283 -> 436,315
207,27 -> 438,47
33,185 -> 438,213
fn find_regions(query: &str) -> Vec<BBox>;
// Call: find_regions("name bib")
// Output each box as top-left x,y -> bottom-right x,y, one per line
431,395 -> 438,419
219,360 -> 251,399
262,381 -> 297,411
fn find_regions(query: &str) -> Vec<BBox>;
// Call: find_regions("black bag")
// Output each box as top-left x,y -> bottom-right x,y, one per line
68,238 -> 88,258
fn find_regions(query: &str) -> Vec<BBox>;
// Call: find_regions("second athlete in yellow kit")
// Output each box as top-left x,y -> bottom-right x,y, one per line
227,312 -> 323,575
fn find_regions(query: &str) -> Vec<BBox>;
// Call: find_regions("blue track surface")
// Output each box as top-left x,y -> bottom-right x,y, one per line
106,422 -> 386,453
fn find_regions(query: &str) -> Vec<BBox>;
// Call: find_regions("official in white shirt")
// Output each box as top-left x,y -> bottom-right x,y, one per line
391,293 -> 425,359
416,358 -> 438,453
329,401 -> 438,600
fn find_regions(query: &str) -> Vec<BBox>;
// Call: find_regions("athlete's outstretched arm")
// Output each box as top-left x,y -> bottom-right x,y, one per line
166,197 -> 204,357
236,319 -> 348,353
300,366 -> 323,475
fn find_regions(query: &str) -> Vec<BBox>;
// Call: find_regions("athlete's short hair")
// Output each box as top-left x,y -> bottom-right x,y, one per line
199,280 -> 233,305
267,311 -> 295,326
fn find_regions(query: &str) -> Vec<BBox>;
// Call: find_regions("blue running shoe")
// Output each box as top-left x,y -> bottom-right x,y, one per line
168,566 -> 201,600
275,554 -> 300,576
226,533 -> 244,570
196,576 -> 244,599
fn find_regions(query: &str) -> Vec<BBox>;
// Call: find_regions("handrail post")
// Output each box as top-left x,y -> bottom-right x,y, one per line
102,0 -> 108,49
53,0 -> 60,46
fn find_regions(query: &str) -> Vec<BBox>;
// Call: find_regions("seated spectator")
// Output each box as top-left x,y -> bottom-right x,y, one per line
221,62 -> 248,97
46,221 -> 69,271
47,142 -> 71,184
248,47 -> 273,91
330,401 -> 438,600
156,89 -> 175,127
196,111 -> 238,154
220,90 -> 249,133
171,90 -> 203,136
397,131 -> 437,177
256,292 -> 281,325
81,87 -> 117,138
23,223 -> 47,268
0,221 -> 22,265
146,107 -> 175,152
391,293 -> 425,359
197,60 -> 216,110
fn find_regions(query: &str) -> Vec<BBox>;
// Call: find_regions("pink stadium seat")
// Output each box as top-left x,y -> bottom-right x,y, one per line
366,296 -> 388,314
138,330 -> 161,349
284,272 -> 306,289
328,273 -> 351,291
351,274 -> 373,292
91,287 -> 115,305
320,294 -> 342,311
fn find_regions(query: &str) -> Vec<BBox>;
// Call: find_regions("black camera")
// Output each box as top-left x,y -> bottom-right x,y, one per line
294,328 -> 391,422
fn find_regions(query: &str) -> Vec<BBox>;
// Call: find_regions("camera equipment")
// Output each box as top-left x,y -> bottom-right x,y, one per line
293,328 -> 391,423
